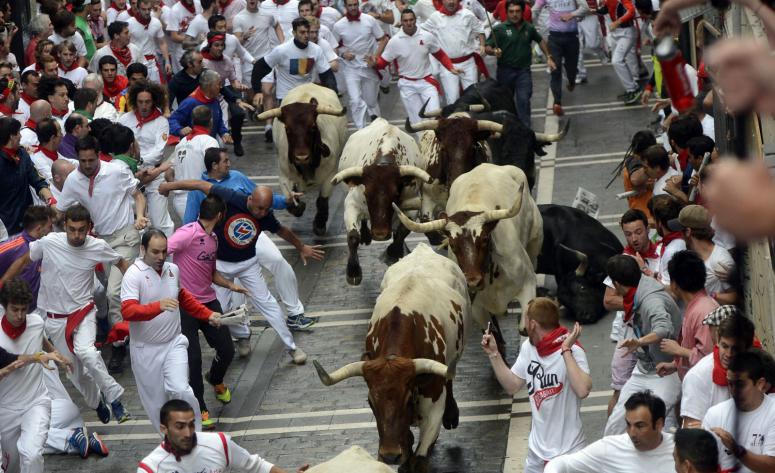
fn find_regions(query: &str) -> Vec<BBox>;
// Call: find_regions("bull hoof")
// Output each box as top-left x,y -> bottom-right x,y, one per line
346,262 -> 362,286
443,401 -> 460,430
409,455 -> 429,473
287,200 -> 307,217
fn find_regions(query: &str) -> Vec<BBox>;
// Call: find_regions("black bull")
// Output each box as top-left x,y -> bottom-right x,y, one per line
536,205 -> 623,324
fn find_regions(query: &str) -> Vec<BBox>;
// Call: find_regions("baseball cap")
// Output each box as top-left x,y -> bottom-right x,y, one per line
702,305 -> 741,326
667,204 -> 711,232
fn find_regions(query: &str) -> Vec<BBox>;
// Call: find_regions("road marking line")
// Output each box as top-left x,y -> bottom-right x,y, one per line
541,157 -> 620,169
246,175 -> 279,180
547,151 -> 624,162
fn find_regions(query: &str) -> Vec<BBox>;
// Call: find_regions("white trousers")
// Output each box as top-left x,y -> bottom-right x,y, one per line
142,174 -> 174,237
214,254 -> 297,350
609,27 -> 639,92
604,363 -> 681,436
144,57 -> 162,84
0,400 -> 51,473
42,369 -> 82,455
131,334 -> 202,434
172,191 -> 188,223
525,448 -> 546,473
577,15 -> 606,78
45,309 -> 124,409
439,57 -> 478,104
398,78 -> 440,127
100,224 -> 141,330
343,66 -> 380,129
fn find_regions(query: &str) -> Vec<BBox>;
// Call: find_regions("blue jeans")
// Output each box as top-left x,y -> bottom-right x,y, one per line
497,65 -> 532,128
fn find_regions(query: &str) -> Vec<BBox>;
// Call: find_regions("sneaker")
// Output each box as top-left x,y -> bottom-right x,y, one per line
214,383 -> 231,404
290,348 -> 307,365
287,313 -> 316,331
264,128 -> 273,143
552,104 -> 564,116
237,337 -> 252,358
96,399 -> 111,424
107,345 -> 126,374
88,432 -> 109,457
68,427 -> 89,459
201,410 -> 216,431
624,89 -> 643,105
575,76 -> 587,85
110,400 -> 131,424
233,142 -> 244,156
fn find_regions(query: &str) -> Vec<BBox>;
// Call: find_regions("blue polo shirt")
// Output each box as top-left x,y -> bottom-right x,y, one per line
210,184 -> 281,263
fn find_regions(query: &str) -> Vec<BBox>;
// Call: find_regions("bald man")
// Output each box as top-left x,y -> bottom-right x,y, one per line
159,180 -> 324,365
21,100 -> 53,150
50,159 -> 76,202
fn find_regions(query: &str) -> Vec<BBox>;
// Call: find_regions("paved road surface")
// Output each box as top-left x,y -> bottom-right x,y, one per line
46,55 -> 657,472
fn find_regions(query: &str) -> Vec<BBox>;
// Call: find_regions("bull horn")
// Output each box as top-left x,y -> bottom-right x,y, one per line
419,98 -> 442,118
535,119 -> 570,142
559,244 -> 589,277
405,118 -> 439,133
482,184 -> 524,222
468,104 -> 486,113
476,120 -> 504,133
316,104 -> 347,116
331,167 -> 364,185
398,165 -> 432,183
413,358 -> 450,379
257,107 -> 282,121
392,203 -> 446,233
313,360 -> 365,386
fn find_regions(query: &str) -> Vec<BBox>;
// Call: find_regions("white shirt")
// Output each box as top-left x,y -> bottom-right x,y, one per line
233,8 -> 278,59
58,66 -> 88,87
49,31 -> 88,58
20,126 -> 38,149
185,13 -> 210,40
511,339 -> 588,460
128,16 -> 165,58
30,233 -> 121,314
264,40 -> 330,100
421,9 -> 483,58
106,6 -> 132,25
173,133 -> 219,189
30,149 -> 77,184
701,114 -> 715,140
657,237 -> 686,285
15,94 -> 35,125
0,313 -> 48,411
219,0 -> 246,24
334,14 -> 385,70
259,0 -> 301,45
198,34 -> 254,77
138,432 -> 275,473
704,244 -> 735,295
318,6 -> 342,31
117,111 -> 169,166
545,433 -> 676,473
89,43 -> 143,76
381,28 -> 440,80
95,100 -> 119,121
711,217 -> 735,250
166,1 -> 203,65
57,161 -> 140,236
680,352 -> 730,422
652,166 -> 682,196
703,395 -> 775,473
121,259 -> 183,344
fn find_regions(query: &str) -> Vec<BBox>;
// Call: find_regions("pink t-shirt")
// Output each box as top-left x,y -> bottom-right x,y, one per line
677,291 -> 718,379
167,222 -> 218,303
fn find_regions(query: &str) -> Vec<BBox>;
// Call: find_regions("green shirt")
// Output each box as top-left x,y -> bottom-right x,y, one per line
75,16 -> 96,60
486,21 -> 543,69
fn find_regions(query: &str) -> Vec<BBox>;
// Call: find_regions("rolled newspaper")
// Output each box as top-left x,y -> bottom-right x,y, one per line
616,190 -> 640,200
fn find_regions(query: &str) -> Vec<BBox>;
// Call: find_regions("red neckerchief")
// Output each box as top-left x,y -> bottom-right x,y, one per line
314,7 -> 322,17
712,345 -> 727,387
659,231 -> 683,257
110,43 -> 133,67
0,103 -> 14,116
59,60 -> 80,72
623,242 -> 659,260
180,0 -> 197,14
133,10 -> 152,27
1,316 -> 25,340
187,125 -> 211,139
36,146 -> 59,161
134,108 -> 162,128
99,151 -> 113,162
346,11 -> 361,21
103,75 -> 129,98
535,326 -> 582,357
2,146 -> 19,165
82,161 -> 101,197
110,1 -> 128,11
201,50 -> 220,61
622,286 -> 637,324
20,91 -> 35,105
439,1 -> 462,15
24,118 -> 37,130
51,106 -> 69,118
190,86 -> 216,104
161,435 -> 197,462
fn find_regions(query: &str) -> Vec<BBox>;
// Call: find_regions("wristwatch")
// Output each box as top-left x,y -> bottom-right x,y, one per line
733,444 -> 747,459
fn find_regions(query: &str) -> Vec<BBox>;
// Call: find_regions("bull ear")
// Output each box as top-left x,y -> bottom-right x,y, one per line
309,97 -> 319,107
344,177 -> 363,187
